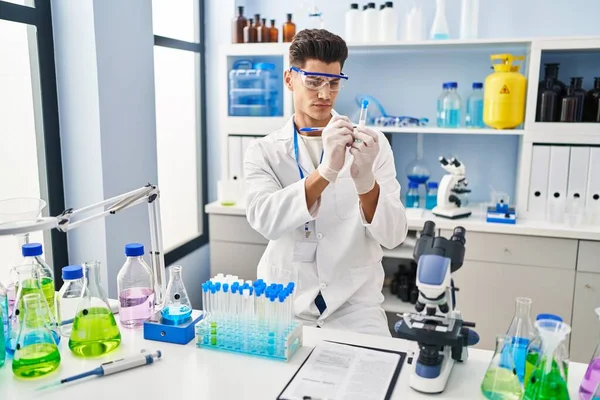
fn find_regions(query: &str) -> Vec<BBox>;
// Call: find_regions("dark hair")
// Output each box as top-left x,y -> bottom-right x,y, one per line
289,29 -> 348,70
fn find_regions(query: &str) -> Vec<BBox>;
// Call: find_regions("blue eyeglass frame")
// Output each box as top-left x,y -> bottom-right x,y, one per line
289,66 -> 349,80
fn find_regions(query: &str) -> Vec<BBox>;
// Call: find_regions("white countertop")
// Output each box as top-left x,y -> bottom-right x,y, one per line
206,200 -> 600,241
0,320 -> 589,400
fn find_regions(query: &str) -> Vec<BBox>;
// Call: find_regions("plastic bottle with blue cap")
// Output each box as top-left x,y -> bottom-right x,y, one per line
117,243 -> 155,329
57,265 -> 85,336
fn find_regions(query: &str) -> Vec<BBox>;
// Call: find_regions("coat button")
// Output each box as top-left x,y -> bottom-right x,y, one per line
317,233 -> 324,239
320,283 -> 327,290
317,320 -> 324,327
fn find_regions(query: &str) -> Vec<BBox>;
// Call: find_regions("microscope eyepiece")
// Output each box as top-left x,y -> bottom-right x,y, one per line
439,156 -> 449,166
422,221 -> 436,237
450,227 -> 466,246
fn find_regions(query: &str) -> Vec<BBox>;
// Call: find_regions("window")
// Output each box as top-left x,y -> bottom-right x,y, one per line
0,1 -> 67,284
152,0 -> 208,265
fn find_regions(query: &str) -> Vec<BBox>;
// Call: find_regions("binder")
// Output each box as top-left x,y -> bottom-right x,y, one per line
567,146 -> 590,205
547,146 -> 570,214
586,147 -> 600,210
528,145 -> 551,216
228,135 -> 243,180
241,136 -> 256,178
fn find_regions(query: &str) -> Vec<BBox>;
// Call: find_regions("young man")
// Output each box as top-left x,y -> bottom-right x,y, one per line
244,29 -> 408,336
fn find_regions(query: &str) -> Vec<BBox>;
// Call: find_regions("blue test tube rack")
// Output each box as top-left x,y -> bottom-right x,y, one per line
195,278 -> 303,362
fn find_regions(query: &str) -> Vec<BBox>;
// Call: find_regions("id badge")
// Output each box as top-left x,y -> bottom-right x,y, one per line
293,241 -> 318,263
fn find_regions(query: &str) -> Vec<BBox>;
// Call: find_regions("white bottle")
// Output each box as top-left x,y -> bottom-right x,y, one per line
345,3 -> 362,43
430,0 -> 450,40
379,2 -> 397,42
362,2 -> 378,43
459,0 -> 479,39
405,2 -> 424,41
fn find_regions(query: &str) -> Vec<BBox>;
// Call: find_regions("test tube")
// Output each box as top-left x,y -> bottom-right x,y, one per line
355,99 -> 369,144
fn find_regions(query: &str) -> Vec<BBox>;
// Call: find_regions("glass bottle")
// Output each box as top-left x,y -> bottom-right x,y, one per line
20,243 -> 56,320
537,62 -> 566,122
503,297 -> 536,384
537,78 -> 559,122
269,19 -> 279,42
69,261 -> 121,357
523,319 -> 571,400
8,263 -> 60,355
0,283 -> 6,368
580,308 -> 600,400
481,334 -> 523,400
231,6 -> 247,43
572,77 -> 586,122
161,265 -> 193,325
56,265 -> 85,337
283,13 -> 296,42
466,82 -> 484,128
117,243 -> 155,329
258,18 -> 269,43
243,19 -> 257,43
524,313 -> 569,388
12,293 -> 61,378
585,77 -> 600,123
437,82 -> 449,127
430,0 -> 450,40
560,84 -> 579,122
406,182 -> 420,208
443,82 -> 461,128
426,182 -> 438,210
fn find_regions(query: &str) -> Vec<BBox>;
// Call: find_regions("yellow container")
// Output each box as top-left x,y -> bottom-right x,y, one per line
483,54 -> 527,129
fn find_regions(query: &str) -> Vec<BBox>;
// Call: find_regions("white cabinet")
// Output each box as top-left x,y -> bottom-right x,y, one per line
453,261 -> 575,351
570,272 -> 600,363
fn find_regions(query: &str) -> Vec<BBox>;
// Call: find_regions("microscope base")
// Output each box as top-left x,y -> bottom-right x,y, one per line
432,207 -> 472,219
409,347 -> 455,394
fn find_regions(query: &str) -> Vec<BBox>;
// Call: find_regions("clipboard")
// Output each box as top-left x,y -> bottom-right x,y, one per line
277,340 -> 406,400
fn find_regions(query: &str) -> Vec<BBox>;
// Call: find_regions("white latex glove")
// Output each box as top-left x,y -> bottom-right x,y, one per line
350,126 -> 380,194
317,115 -> 354,183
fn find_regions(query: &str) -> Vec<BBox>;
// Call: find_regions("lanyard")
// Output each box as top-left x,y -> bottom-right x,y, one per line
293,127 -> 324,180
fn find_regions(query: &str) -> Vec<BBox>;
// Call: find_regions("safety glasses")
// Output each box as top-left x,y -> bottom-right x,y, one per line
290,66 -> 348,92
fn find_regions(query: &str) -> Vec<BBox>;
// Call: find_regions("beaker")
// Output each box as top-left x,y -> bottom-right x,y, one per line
12,293 -> 61,378
69,261 -> 121,358
481,334 -> 523,399
503,297 -> 536,384
161,265 -> 192,325
8,264 -> 60,355
579,308 -> 600,400
523,319 -> 571,400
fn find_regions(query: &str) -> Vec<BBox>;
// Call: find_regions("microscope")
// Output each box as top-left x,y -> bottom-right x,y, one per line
432,156 -> 472,219
394,221 -> 479,394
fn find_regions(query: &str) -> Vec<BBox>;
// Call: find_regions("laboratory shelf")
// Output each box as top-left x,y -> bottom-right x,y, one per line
347,37 -> 532,54
381,286 -> 416,315
524,124 -> 600,145
371,126 -> 526,135
226,116 -> 287,135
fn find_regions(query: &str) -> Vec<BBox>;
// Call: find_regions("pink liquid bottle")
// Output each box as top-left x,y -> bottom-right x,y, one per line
580,308 -> 600,400
117,243 -> 155,328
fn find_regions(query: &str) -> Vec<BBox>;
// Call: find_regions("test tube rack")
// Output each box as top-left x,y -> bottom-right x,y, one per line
195,317 -> 303,362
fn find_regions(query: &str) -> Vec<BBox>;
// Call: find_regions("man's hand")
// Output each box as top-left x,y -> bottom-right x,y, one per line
317,115 -> 354,183
350,126 -> 380,194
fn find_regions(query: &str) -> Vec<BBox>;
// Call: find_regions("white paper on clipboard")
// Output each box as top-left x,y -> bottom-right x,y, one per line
278,341 -> 401,400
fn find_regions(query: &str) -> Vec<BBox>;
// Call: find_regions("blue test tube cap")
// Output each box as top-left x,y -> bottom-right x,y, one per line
361,98 -> 369,109
278,292 -> 286,302
232,281 -> 239,291
215,282 -> 221,291
223,283 -> 229,293
536,313 -> 563,322
210,286 -> 216,294
231,285 -> 237,294
249,287 -> 254,296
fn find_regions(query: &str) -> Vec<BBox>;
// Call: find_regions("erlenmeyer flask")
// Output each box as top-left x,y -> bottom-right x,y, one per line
481,334 -> 523,400
579,308 -> 600,400
12,293 -> 61,378
523,319 -> 571,400
8,264 -> 60,355
503,297 -> 535,384
161,265 -> 192,325
69,261 -> 121,357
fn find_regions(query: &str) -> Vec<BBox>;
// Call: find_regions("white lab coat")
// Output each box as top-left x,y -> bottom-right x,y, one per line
244,114 -> 408,337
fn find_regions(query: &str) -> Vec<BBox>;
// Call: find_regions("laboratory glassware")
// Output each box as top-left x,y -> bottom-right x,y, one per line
465,82 -> 484,128
426,182 -> 438,210
525,313 -> 569,388
258,18 -> 269,43
345,3 -> 362,42
12,293 -> 61,379
282,14 -> 296,42
585,77 -> 600,122
522,319 -> 571,400
362,3 -> 378,42
572,77 -> 586,122
231,6 -> 246,43
117,243 -> 155,328
161,265 -> 193,325
481,334 -> 523,400
379,2 -> 397,42
443,82 -> 461,128
405,1 -> 424,41
406,132 -> 430,186
459,0 -> 478,39
56,265 -> 85,337
406,182 -> 420,208
430,0 -> 449,40
9,263 -> 60,355
503,297 -> 536,384
69,261 -> 121,357
243,18 -> 257,43
305,1 -> 324,30
483,54 -> 526,129
20,243 -> 56,319
269,19 -> 279,43
537,78 -> 559,122
560,84 -> 579,122
437,83 -> 449,127
0,284 -> 5,368
579,308 -> 600,400
537,63 -> 566,122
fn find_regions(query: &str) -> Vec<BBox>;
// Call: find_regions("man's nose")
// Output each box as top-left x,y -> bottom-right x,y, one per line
318,83 -> 331,99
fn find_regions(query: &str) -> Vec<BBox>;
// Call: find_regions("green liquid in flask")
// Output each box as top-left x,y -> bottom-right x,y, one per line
523,357 -> 569,400
16,278 -> 56,321
524,353 -> 569,389
12,343 -> 61,379
69,307 -> 121,357
481,367 -> 523,400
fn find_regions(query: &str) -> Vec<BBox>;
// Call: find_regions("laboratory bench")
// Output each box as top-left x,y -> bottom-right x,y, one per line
0,319 -> 590,400
206,200 -> 600,362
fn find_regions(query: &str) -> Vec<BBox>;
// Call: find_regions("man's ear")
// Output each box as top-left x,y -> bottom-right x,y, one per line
284,69 -> 294,91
